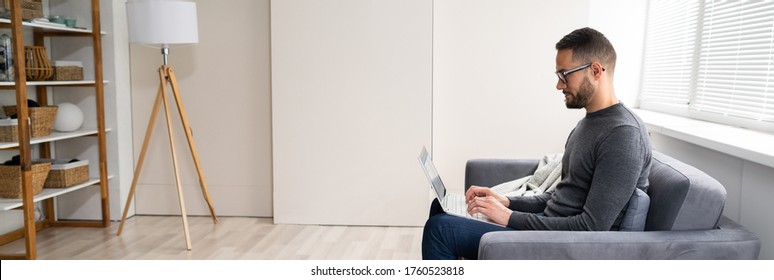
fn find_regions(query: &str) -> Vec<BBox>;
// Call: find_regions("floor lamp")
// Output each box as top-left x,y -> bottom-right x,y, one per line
117,0 -> 217,251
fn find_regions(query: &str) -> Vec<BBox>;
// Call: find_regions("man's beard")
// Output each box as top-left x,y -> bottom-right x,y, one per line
564,76 -> 594,109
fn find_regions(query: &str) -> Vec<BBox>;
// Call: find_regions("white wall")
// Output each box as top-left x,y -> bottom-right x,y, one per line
270,0 -> 601,226
588,0 -> 648,107
107,0 -> 134,222
130,0 -> 273,217
117,0 -> 647,226
433,0 -> 589,194
271,0 -> 433,226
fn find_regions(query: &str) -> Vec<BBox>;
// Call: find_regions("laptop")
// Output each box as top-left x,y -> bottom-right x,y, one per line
417,146 -> 501,226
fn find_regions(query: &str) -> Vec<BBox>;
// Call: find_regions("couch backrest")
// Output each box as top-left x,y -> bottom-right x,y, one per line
645,151 -> 726,231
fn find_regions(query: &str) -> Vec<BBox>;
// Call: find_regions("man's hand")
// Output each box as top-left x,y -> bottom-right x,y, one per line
465,186 -> 512,226
465,186 -> 509,207
467,196 -> 513,226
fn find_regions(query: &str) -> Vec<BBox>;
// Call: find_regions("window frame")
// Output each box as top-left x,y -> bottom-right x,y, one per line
639,0 -> 774,133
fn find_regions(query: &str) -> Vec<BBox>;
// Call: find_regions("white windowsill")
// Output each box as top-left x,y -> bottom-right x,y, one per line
633,109 -> 774,169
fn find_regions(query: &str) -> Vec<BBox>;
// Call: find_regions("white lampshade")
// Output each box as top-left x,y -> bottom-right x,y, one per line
126,0 -> 199,47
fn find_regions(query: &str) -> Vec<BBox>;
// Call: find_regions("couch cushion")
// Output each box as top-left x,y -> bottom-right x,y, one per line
619,188 -> 650,231
645,152 -> 726,231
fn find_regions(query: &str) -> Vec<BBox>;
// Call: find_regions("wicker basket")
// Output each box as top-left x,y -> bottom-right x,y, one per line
0,123 -> 17,142
54,66 -> 83,81
43,159 -> 89,188
0,118 -> 27,142
2,0 -> 42,20
2,105 -> 57,138
0,162 -> 50,199
24,46 -> 53,81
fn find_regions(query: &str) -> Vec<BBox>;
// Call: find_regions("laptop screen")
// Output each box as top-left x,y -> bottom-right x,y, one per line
418,147 -> 446,200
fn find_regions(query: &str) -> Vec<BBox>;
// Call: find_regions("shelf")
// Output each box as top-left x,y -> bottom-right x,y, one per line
0,80 -> 109,87
0,18 -> 97,34
0,128 -> 112,149
1,0 -> 109,260
0,175 -> 114,211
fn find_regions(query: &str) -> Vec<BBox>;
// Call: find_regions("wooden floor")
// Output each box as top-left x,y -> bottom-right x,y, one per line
0,216 -> 424,259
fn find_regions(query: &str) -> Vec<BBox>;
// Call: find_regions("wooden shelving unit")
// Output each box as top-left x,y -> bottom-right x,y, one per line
0,176 -> 113,211
0,17 -> 94,33
0,128 -> 111,149
0,0 -> 109,260
0,80 -> 106,87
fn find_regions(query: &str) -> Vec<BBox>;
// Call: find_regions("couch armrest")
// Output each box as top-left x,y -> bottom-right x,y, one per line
465,159 -> 540,191
478,216 -> 760,260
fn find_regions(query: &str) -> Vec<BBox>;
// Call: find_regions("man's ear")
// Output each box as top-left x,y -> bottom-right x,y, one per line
591,61 -> 605,80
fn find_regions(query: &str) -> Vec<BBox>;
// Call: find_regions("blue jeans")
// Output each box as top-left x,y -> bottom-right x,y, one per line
422,199 -> 515,260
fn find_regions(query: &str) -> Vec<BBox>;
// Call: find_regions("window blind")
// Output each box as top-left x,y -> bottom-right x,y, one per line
639,0 -> 700,106
692,0 -> 774,122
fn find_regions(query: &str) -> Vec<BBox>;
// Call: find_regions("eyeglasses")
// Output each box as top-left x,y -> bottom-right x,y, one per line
555,63 -> 592,84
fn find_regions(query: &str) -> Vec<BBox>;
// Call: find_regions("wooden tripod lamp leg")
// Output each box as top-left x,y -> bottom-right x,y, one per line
165,66 -> 218,223
159,67 -> 193,251
117,85 -> 164,236
117,66 -> 216,251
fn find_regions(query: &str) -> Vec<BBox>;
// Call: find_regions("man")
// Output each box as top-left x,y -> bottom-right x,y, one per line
422,27 -> 652,260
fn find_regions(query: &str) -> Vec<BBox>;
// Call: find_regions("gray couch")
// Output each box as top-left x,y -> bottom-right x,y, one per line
465,151 -> 761,259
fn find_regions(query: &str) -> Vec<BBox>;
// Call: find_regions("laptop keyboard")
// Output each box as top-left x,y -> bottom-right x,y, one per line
445,193 -> 493,221
445,194 -> 474,218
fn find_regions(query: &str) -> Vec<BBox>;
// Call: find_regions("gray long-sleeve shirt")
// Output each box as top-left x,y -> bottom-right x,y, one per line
507,103 -> 652,231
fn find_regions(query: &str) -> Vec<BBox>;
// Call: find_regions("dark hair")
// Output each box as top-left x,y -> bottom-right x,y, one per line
555,27 -> 616,73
